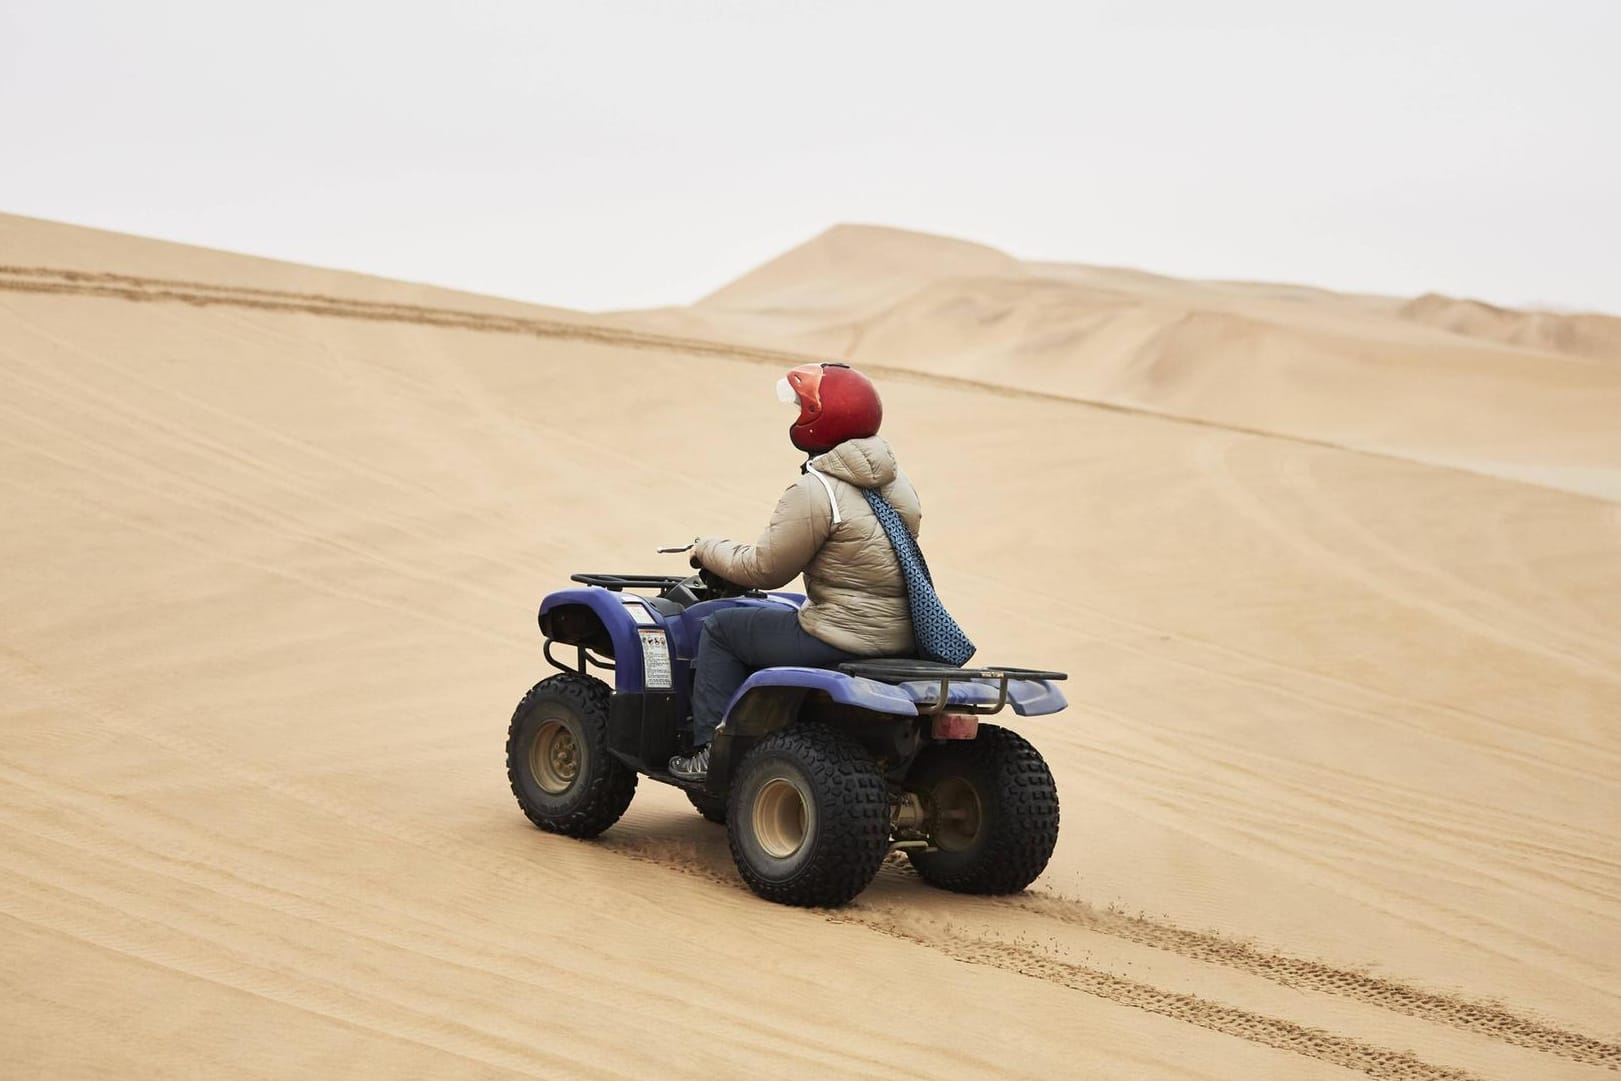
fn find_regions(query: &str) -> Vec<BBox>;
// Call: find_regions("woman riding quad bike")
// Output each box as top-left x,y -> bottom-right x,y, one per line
670,362 -> 921,782
506,363 -> 1066,907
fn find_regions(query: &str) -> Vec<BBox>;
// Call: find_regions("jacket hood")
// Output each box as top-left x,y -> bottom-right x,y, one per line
809,436 -> 898,489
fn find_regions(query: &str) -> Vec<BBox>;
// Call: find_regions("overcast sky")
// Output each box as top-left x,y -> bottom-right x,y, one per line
2,1 -> 1617,314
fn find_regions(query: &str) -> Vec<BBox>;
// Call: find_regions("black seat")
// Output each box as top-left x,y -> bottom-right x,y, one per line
646,596 -> 687,618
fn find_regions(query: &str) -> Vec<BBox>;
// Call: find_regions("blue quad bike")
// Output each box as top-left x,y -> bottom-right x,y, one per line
506,569 -> 1068,907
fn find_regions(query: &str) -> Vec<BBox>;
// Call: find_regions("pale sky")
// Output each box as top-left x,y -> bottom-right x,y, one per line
2,1 -> 1617,314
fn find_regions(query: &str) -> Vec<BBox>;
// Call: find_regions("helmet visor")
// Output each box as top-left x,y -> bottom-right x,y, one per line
775,376 -> 798,405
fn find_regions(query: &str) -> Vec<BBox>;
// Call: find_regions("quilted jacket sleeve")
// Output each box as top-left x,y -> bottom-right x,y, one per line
694,475 -> 833,590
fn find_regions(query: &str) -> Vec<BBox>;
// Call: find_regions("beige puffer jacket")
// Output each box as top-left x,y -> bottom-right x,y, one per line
694,436 -> 921,656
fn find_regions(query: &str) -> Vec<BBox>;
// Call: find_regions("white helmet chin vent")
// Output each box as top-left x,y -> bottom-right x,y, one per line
775,376 -> 798,405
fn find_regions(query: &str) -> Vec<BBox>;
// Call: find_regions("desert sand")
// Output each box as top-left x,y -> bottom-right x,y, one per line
1,212 -> 1617,1081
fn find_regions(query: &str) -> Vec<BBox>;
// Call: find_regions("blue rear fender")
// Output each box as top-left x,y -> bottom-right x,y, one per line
902,677 -> 1069,717
723,668 -> 918,730
705,665 -> 1066,794
718,666 -> 1069,734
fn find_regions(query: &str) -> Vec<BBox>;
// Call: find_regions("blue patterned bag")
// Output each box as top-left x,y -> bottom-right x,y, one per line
860,489 -> 976,666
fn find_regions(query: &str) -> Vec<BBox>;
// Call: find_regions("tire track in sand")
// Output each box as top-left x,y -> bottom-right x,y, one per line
855,915 -> 1482,1081
1006,891 -> 1621,1071
0,265 -> 821,368
600,832 -> 1619,1074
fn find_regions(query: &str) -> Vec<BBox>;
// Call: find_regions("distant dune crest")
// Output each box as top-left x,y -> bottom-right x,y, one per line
641,224 -> 1621,501
1398,292 -> 1621,364
698,224 -> 1023,312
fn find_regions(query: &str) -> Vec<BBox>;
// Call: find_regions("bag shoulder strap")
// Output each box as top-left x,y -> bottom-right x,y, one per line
860,484 -> 973,665
860,486 -> 933,586
803,463 -> 843,526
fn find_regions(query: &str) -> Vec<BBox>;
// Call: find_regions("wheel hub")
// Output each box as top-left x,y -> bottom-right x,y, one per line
931,777 -> 983,851
530,719 -> 581,794
753,777 -> 810,859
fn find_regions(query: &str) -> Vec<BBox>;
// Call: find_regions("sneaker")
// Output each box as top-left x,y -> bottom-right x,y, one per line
669,745 -> 710,781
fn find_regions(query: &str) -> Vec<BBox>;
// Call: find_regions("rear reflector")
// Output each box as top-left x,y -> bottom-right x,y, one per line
931,713 -> 978,740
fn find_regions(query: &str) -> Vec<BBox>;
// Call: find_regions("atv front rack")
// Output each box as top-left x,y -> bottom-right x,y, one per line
837,659 -> 1067,716
570,573 -> 688,592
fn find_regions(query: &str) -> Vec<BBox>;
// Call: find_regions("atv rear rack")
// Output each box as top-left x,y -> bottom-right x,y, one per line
837,659 -> 1067,716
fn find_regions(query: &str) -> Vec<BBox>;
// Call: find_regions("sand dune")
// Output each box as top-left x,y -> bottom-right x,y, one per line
2,212 -> 1618,1081
1397,293 -> 1621,364
625,225 -> 1621,501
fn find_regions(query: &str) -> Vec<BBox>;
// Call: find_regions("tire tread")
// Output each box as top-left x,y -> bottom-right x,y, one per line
908,724 -> 1059,894
728,725 -> 890,907
506,673 -> 636,838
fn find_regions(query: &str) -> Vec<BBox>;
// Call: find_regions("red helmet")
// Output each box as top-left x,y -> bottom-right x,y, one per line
777,362 -> 883,454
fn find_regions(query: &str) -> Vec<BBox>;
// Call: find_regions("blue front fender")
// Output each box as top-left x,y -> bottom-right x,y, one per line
537,588 -> 656,692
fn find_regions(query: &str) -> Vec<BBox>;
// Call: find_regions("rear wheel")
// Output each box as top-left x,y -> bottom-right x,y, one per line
727,726 -> 890,907
506,673 -> 636,838
906,724 -> 1059,894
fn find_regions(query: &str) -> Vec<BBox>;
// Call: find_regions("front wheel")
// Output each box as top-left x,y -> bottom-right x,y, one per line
506,673 -> 636,838
727,726 -> 891,907
906,724 -> 1059,894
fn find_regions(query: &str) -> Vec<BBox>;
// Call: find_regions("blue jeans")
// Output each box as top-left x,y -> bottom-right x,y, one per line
689,607 -> 859,744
